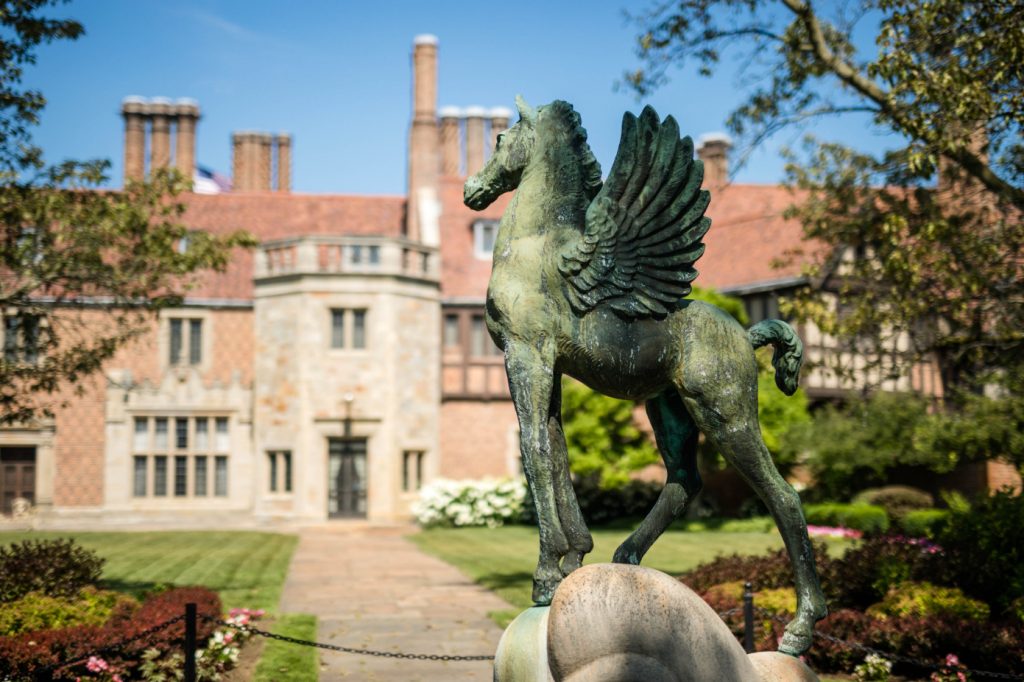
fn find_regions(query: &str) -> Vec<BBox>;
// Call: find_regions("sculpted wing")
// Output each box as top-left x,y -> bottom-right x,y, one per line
558,106 -> 711,319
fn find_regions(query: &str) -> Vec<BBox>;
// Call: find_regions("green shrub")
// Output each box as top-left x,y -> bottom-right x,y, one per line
0,587 -> 137,636
827,536 -> 942,609
804,502 -> 890,534
757,586 -> 797,615
899,508 -> 949,538
938,489 -> 1024,614
0,538 -> 104,603
853,486 -> 934,520
866,581 -> 989,621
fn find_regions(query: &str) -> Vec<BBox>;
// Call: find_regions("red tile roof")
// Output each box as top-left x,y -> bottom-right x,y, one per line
178,181 -> 816,302
436,179 -> 815,300
179,192 -> 405,300
699,183 -> 815,291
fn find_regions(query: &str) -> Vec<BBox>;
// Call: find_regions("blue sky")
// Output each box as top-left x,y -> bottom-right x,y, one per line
27,1 -> 895,194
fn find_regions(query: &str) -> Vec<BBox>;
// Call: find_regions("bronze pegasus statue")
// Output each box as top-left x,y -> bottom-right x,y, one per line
463,96 -> 826,656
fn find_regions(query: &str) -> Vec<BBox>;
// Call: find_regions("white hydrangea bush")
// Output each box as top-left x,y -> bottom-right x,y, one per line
412,478 -> 528,528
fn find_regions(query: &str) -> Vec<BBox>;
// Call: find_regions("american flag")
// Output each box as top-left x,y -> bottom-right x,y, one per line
193,165 -> 233,194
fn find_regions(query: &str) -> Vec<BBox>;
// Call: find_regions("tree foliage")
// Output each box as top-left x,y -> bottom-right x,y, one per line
628,0 -> 1024,393
561,377 -> 660,489
0,0 -> 256,424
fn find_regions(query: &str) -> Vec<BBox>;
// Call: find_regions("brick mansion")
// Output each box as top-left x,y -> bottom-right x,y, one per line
1,35 -> 1014,526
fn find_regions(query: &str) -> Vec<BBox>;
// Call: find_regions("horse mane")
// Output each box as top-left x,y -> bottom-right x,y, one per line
539,101 -> 603,200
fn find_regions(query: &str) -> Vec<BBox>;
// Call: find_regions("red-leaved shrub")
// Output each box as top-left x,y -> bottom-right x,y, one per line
0,586 -> 221,681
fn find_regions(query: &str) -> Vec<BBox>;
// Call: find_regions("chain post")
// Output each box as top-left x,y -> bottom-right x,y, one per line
184,603 -> 197,682
742,581 -> 755,653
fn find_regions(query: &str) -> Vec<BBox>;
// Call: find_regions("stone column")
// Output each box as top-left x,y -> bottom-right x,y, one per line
488,106 -> 512,158
174,98 -> 200,188
275,133 -> 292,192
121,96 -> 147,184
464,106 -> 486,175
439,106 -> 462,176
697,133 -> 732,190
148,97 -> 173,172
407,34 -> 440,242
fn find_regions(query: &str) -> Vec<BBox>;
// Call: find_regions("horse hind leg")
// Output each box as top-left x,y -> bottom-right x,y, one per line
680,385 -> 826,657
613,390 -> 701,565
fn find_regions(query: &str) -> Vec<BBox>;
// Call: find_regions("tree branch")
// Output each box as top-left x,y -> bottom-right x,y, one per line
778,0 -> 1024,210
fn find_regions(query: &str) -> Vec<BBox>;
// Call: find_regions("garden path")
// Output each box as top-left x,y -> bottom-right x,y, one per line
279,524 -> 509,681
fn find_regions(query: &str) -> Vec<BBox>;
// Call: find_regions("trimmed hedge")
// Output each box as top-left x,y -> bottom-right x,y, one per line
803,502 -> 890,534
853,486 -> 934,520
900,508 -> 949,538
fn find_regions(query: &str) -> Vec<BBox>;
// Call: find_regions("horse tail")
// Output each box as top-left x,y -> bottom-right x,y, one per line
748,320 -> 803,396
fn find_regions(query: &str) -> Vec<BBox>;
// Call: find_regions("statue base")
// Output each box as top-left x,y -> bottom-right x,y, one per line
493,563 -> 819,682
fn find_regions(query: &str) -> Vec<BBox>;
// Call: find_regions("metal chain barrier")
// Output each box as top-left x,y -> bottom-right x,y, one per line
204,615 -> 495,662
22,602 -> 1024,680
34,613 -> 186,676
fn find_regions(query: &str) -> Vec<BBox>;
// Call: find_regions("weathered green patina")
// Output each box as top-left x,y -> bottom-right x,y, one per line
464,97 -> 826,656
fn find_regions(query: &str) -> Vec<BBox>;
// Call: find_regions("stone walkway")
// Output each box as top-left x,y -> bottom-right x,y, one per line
279,525 -> 510,681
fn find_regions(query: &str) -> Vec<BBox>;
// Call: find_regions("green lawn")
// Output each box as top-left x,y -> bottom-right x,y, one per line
0,530 -> 297,611
253,613 -> 319,682
410,524 -> 845,626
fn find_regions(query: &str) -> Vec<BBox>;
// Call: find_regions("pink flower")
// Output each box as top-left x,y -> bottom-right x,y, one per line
85,657 -> 109,672
224,631 -> 235,643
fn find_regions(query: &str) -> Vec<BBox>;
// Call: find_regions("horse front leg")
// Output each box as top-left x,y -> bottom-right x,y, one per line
505,340 -> 568,605
548,378 -> 592,575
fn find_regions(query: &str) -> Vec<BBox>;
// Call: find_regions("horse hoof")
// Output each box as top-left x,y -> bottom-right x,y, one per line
532,577 -> 561,605
778,626 -> 812,657
611,546 -> 641,565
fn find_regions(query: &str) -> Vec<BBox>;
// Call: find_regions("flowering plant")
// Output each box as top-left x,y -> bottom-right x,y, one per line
853,653 -> 892,681
930,653 -> 970,682
412,478 -> 527,528
136,607 -> 265,681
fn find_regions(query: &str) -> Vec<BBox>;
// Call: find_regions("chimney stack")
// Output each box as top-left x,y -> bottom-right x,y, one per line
174,98 -> 200,188
464,106 -> 486,176
488,107 -> 512,157
148,97 -> 173,172
407,34 -> 440,244
121,96 -> 147,183
275,133 -> 291,192
232,131 -> 290,192
697,133 -> 732,189
121,95 -> 202,187
439,106 -> 462,176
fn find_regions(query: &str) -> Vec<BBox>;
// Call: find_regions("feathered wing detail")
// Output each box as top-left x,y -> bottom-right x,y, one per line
559,106 -> 711,319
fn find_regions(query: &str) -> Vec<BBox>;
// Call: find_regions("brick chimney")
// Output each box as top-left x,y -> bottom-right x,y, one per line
697,133 -> 732,189
488,107 -> 512,158
255,132 -> 273,191
275,133 -> 291,192
439,106 -> 461,176
148,97 -> 173,172
174,98 -> 200,188
407,34 -> 440,245
121,96 -> 147,183
232,131 -> 254,191
464,106 -> 486,176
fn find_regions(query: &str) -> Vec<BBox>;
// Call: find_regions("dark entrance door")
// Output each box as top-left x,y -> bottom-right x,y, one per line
328,438 -> 367,518
0,447 -> 36,515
